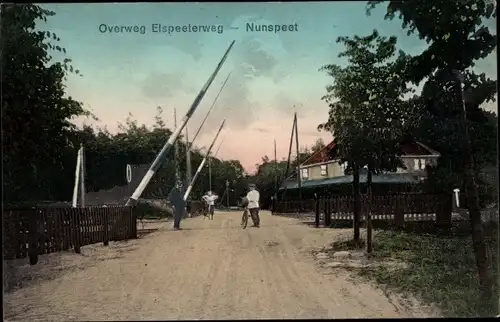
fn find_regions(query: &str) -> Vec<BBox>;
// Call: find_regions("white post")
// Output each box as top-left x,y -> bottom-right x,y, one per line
453,188 -> 460,208
80,144 -> 86,207
72,147 -> 82,208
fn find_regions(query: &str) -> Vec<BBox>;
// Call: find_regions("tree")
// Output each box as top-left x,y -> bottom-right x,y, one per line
2,4 -> 87,203
319,30 -> 417,242
311,138 -> 326,154
252,156 -> 289,207
367,0 -> 497,302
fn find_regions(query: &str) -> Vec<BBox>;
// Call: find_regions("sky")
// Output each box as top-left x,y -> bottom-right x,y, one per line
40,3 -> 497,173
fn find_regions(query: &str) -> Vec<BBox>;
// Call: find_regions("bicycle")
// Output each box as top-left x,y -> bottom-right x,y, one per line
241,208 -> 249,229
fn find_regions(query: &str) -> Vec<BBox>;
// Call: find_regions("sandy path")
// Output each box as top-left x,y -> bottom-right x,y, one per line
4,211 -> 431,320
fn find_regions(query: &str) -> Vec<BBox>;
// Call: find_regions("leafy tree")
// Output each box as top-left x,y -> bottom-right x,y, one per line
367,0 -> 497,304
2,4 -> 87,203
319,30 -> 416,241
252,156 -> 290,207
311,138 -> 326,154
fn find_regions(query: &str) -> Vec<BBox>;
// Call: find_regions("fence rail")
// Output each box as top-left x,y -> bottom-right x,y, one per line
2,206 -> 137,265
273,193 -> 452,228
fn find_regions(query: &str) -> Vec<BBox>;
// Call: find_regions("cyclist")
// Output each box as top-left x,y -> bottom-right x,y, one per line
246,184 -> 260,227
202,190 -> 218,220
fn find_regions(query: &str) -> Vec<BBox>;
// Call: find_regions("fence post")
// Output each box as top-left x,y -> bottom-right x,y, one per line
103,208 -> 109,246
324,198 -> 331,227
28,209 -> 39,265
74,209 -> 81,254
314,195 -> 320,228
395,195 -> 405,229
131,206 -> 137,239
436,193 -> 452,231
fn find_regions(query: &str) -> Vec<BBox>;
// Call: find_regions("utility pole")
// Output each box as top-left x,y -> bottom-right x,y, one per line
185,127 -> 192,185
452,69 -> 491,298
226,180 -> 230,207
294,112 -> 302,208
284,116 -> 296,180
208,157 -> 212,192
282,115 -> 297,199
173,108 -> 180,185
274,138 -> 278,201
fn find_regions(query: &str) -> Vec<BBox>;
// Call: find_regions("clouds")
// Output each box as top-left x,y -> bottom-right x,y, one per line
187,36 -> 285,141
141,71 -> 194,100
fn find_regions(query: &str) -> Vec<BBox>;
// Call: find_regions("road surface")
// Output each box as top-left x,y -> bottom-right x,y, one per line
3,211 -> 433,320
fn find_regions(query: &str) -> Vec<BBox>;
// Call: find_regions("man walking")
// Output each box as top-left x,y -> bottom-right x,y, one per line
169,180 -> 186,230
246,184 -> 260,227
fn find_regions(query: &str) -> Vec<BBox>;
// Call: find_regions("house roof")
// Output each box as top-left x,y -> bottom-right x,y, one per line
279,173 -> 419,190
300,141 -> 337,166
300,139 -> 439,167
399,141 -> 440,156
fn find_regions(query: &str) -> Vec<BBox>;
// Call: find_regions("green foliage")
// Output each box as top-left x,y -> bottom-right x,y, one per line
2,4 -> 87,203
367,0 -> 497,82
319,30 -> 418,173
367,0 -> 498,204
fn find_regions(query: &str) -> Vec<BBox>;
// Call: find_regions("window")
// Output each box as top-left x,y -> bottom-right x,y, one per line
301,168 -> 309,179
413,159 -> 419,170
413,158 -> 427,170
320,165 -> 327,176
420,159 -> 427,170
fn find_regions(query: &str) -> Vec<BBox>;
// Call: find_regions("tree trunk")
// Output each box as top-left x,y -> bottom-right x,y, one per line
353,167 -> 361,241
453,71 -> 491,299
366,166 -> 373,253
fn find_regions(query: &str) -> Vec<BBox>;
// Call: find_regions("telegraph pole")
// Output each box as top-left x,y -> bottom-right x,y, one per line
185,127 -> 192,185
274,138 -> 278,200
208,157 -> 212,192
282,116 -> 297,199
174,108 -> 180,185
294,112 -> 302,207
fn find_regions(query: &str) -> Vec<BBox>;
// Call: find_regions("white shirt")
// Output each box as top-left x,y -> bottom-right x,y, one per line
202,194 -> 218,206
246,190 -> 260,209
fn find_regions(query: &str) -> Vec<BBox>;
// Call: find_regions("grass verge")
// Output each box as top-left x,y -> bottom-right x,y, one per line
331,222 -> 498,317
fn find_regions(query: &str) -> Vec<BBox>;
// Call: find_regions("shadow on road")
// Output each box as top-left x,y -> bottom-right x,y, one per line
3,240 -> 141,294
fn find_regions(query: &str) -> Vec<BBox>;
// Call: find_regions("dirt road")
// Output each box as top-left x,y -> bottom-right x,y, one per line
4,211 -> 433,320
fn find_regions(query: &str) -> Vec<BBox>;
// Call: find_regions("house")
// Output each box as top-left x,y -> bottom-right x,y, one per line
279,139 -> 440,198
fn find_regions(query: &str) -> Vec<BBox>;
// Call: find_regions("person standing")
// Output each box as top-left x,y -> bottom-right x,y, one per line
246,184 -> 260,227
169,180 -> 186,230
202,190 -> 218,220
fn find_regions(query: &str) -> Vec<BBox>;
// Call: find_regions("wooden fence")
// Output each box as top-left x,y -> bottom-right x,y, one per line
2,206 -> 137,265
273,193 -> 452,228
